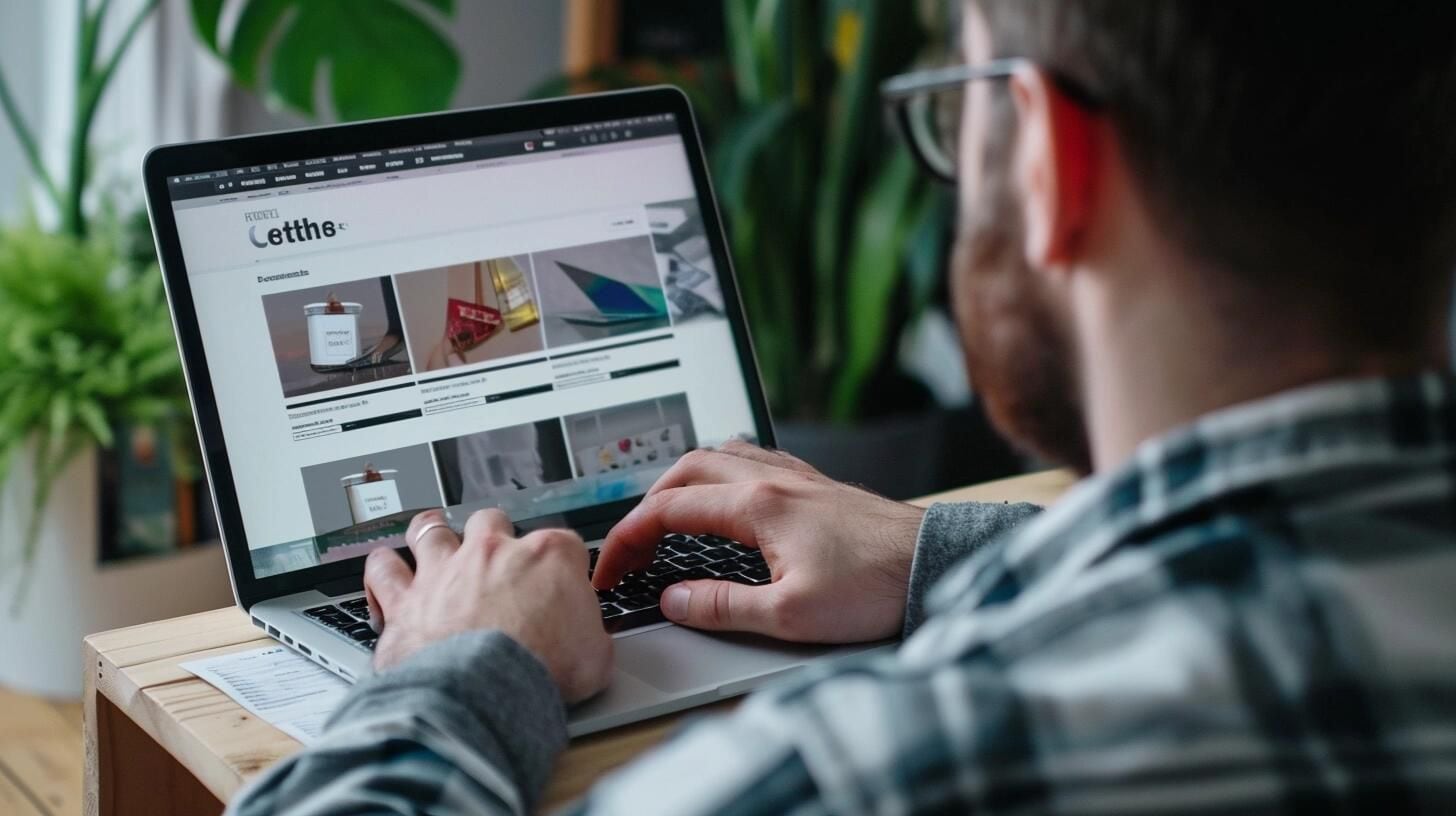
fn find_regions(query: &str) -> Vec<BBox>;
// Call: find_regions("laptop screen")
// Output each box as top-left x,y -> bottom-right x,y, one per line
163,112 -> 761,579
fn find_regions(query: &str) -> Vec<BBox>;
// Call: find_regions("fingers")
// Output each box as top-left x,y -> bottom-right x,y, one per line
717,439 -> 820,475
364,546 -> 413,629
596,483 -> 767,589
407,509 -> 459,567
462,507 -> 513,552
658,579 -> 779,635
530,528 -> 591,571
645,444 -> 816,501
643,449 -> 768,498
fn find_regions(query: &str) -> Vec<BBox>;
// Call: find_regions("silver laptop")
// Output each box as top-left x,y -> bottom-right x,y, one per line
142,88 -> 877,736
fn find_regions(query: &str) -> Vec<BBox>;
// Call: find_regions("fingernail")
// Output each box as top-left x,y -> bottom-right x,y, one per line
661,585 -> 690,621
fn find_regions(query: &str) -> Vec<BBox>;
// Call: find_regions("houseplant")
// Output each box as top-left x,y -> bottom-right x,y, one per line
0,0 -> 462,694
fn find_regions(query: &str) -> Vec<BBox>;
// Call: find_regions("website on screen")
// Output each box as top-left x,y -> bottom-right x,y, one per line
166,117 -> 758,578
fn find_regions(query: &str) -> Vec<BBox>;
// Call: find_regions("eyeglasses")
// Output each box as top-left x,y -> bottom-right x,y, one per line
881,59 -> 1102,185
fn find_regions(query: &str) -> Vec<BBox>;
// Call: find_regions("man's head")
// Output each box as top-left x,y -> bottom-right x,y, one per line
948,0 -> 1456,472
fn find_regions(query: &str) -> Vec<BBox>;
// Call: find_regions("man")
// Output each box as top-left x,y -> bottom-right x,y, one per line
234,1 -> 1456,813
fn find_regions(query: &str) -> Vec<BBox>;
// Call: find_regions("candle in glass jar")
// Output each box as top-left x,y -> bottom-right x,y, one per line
305,296 -> 363,365
341,466 -> 401,523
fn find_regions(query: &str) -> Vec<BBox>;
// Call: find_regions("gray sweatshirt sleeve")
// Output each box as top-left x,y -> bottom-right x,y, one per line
903,501 -> 1043,636
227,629 -> 566,816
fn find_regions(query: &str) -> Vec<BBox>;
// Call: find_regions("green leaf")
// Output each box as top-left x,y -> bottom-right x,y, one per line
191,0 -> 461,120
904,184 -> 951,316
189,0 -> 224,51
75,398 -> 114,448
212,0 -> 290,89
750,0 -> 785,100
713,99 -> 794,208
828,149 -> 919,421
724,0 -> 761,105
47,392 -> 73,459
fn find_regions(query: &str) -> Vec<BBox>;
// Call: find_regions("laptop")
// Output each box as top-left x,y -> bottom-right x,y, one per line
554,261 -> 670,325
142,87 -> 880,736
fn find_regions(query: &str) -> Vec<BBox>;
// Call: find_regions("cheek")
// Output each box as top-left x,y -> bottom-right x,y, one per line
948,236 -> 980,348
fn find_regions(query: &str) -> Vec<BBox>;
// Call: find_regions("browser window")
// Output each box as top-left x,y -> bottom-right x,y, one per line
165,115 -> 759,578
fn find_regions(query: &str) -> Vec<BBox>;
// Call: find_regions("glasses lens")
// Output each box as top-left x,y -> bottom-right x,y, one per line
906,85 -> 963,181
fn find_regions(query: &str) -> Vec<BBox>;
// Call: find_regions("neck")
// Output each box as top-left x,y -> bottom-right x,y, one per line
1074,271 -> 1447,472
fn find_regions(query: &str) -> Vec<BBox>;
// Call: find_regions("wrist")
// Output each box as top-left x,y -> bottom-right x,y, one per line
877,501 -> 928,591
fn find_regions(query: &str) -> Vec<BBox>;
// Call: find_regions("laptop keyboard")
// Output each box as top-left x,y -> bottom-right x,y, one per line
591,534 -> 769,633
303,597 -> 378,650
300,534 -> 769,648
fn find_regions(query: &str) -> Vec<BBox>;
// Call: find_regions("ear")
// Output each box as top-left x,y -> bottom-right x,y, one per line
1008,67 -> 1101,273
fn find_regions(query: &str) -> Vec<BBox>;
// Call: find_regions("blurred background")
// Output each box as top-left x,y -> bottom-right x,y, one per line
0,0 -> 1031,712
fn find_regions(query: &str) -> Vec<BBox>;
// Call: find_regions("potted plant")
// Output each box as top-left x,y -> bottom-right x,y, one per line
543,0 -> 1025,496
0,0 -> 461,696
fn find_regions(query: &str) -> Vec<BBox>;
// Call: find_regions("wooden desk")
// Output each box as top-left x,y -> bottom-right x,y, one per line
82,469 -> 1075,815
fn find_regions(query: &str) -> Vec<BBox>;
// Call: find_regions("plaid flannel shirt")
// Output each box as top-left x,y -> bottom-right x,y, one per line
231,373 -> 1456,814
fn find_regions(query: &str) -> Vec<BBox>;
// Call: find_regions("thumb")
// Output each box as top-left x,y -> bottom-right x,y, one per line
659,580 -> 776,635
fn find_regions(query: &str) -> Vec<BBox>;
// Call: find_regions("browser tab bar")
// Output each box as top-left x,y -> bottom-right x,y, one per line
166,114 -> 681,202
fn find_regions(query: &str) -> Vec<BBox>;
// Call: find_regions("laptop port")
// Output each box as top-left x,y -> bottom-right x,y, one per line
298,644 -> 312,656
267,625 -> 280,637
251,616 -> 265,629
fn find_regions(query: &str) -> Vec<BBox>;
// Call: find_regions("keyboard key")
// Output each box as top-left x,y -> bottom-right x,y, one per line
704,562 -> 742,578
700,547 -> 737,562
645,561 -> 677,577
604,606 -> 667,633
600,602 -> 624,618
668,553 -> 708,568
340,598 -> 369,612
681,567 -> 713,581
344,623 -> 375,641
618,594 -> 654,612
304,605 -> 339,618
738,565 -> 772,585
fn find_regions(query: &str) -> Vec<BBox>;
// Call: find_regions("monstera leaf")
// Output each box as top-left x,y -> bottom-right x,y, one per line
190,0 -> 461,121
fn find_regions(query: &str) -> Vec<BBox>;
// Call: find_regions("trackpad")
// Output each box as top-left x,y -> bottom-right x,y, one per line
615,626 -> 833,694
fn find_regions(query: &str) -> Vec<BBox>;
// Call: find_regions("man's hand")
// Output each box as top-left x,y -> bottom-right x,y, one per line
594,441 -> 926,643
364,508 -> 613,704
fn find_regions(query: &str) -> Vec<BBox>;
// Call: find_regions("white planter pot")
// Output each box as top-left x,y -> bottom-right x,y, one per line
0,445 -> 234,698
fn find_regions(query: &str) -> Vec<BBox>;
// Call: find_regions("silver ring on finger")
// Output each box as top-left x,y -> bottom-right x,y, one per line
412,520 -> 452,544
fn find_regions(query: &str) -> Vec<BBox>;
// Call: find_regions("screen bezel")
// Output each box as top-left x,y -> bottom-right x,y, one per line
142,86 -> 776,609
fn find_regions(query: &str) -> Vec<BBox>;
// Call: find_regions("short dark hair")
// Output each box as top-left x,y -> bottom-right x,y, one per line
974,0 -> 1456,351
